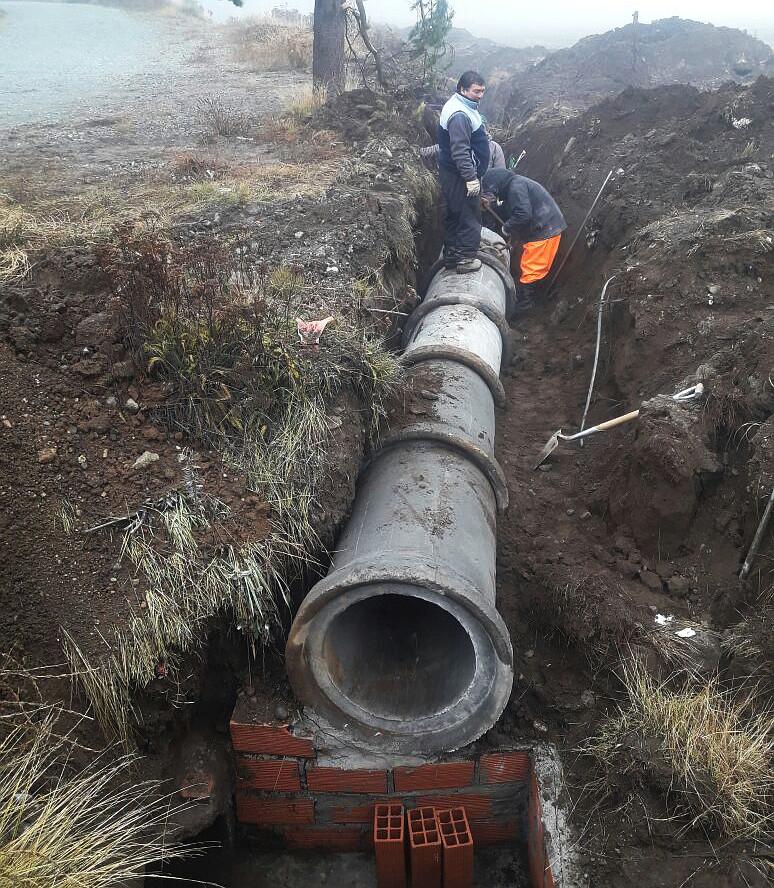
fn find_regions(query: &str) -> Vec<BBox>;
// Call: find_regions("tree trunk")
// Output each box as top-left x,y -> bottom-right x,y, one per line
313,0 -> 346,95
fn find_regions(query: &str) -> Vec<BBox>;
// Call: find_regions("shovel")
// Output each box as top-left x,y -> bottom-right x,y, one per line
534,409 -> 640,469
481,197 -> 512,241
534,384 -> 704,469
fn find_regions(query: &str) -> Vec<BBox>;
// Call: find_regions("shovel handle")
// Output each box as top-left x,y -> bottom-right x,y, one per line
594,409 -> 640,432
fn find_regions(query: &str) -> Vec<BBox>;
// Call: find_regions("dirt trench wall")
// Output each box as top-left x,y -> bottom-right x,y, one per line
502,78 -> 774,564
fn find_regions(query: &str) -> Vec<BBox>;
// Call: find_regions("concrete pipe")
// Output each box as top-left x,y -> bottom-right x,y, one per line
378,358 -> 509,513
403,303 -> 506,407
285,441 -> 512,754
403,264 -> 511,365
286,227 -> 514,755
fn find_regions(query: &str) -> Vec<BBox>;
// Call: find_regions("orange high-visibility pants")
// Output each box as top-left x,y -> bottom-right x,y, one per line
519,234 -> 562,284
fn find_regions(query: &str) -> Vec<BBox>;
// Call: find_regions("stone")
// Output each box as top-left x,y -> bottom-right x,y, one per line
640,570 -> 663,591
580,689 -> 596,708
40,317 -> 66,343
75,310 -> 117,347
274,703 -> 289,721
667,575 -> 690,596
71,358 -> 103,378
37,447 -> 57,464
133,451 -> 159,470
110,360 -> 135,381
85,414 -> 112,434
125,398 -> 140,414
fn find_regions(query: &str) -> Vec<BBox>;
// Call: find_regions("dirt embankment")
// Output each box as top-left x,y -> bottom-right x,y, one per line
0,34 -> 436,827
491,76 -> 773,886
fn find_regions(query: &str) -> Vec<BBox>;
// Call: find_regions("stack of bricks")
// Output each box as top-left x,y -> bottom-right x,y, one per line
231,716 -> 543,860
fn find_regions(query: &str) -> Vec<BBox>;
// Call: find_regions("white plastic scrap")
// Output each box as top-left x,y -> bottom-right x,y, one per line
732,117 -> 752,129
675,627 -> 697,638
655,613 -> 674,625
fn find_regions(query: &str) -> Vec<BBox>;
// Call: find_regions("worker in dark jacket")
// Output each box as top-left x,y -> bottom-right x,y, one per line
437,71 -> 491,274
482,168 -> 567,307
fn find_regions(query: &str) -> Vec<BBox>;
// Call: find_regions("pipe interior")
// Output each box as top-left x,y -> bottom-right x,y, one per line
321,594 -> 477,720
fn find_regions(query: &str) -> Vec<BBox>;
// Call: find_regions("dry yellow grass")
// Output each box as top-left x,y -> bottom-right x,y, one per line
0,662 -> 193,888
0,156 -> 337,282
229,16 -> 312,72
585,659 -> 773,839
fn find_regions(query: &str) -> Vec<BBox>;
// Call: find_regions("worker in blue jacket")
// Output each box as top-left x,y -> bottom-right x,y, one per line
437,71 -> 491,274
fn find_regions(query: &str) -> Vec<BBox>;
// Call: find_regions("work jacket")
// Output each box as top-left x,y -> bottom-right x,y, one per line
437,93 -> 491,182
481,169 -> 566,242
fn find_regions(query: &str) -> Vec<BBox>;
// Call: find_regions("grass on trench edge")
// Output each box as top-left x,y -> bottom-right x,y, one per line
61,243 -> 403,744
583,658 -> 774,841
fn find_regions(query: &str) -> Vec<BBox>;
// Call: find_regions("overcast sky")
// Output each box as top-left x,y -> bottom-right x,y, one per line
200,0 -> 773,47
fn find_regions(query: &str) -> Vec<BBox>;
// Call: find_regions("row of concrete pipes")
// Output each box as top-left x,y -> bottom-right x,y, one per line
286,230 -> 516,755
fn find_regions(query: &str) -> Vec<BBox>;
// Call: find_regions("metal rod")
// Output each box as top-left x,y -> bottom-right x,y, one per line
547,168 -> 615,292
740,487 -> 774,579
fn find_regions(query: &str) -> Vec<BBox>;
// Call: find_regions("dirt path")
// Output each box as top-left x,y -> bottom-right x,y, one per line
0,16 -> 308,205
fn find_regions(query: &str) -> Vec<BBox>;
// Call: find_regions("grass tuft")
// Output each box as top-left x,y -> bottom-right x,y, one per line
0,660 -> 194,887
196,96 -> 251,138
228,17 -> 312,72
584,658 -> 774,840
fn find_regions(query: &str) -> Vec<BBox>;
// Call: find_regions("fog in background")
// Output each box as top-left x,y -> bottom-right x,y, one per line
196,0 -> 773,49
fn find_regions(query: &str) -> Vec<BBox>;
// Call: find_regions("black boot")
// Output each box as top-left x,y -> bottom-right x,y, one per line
442,250 -> 459,269
512,281 -> 541,313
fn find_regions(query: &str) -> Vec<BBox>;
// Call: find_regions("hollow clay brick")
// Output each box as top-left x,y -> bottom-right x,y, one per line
393,762 -> 475,792
479,750 -> 530,784
374,803 -> 406,888
437,808 -> 473,888
236,758 -> 301,792
407,807 -> 441,888
229,721 -> 315,757
235,794 -> 314,825
306,766 -> 388,794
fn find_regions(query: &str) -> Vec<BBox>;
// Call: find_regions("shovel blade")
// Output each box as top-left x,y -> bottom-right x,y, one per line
534,432 -> 560,469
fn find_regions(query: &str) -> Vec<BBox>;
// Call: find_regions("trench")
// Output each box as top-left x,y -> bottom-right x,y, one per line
142,219 -> 569,888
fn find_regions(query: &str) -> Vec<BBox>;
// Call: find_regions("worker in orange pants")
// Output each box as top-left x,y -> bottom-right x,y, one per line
481,168 -> 566,310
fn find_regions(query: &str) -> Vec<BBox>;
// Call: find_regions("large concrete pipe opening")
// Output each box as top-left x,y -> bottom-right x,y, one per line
322,593 -> 477,720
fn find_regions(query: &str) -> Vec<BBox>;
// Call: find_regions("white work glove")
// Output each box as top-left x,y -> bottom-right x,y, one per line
466,179 -> 481,197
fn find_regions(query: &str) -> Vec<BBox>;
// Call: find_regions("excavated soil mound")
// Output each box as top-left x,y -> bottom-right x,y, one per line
498,17 -> 773,127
